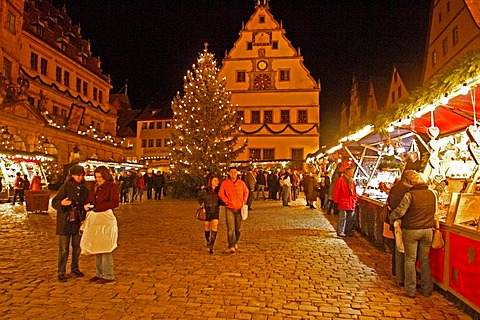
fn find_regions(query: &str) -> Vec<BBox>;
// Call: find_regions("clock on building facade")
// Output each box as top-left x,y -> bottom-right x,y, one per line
254,74 -> 271,90
257,60 -> 268,70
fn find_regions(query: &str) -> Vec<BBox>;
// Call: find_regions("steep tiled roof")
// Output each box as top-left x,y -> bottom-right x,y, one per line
136,102 -> 174,121
466,0 -> 480,28
110,94 -> 132,111
116,109 -> 142,138
22,0 -> 108,80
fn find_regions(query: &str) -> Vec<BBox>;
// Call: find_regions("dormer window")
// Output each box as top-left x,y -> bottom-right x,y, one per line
56,36 -> 69,52
65,31 -> 75,40
77,50 -> 88,64
259,15 -> 265,23
40,10 -> 56,29
36,24 -> 45,36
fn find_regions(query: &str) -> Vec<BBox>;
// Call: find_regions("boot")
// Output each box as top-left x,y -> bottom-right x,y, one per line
204,231 -> 210,246
209,231 -> 217,254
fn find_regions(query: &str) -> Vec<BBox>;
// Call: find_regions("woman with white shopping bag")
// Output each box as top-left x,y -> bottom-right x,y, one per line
82,166 -> 120,284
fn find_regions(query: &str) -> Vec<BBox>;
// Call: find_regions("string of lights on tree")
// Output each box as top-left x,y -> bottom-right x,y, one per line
169,44 -> 247,177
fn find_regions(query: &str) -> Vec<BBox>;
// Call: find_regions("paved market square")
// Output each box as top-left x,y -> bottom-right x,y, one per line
0,195 -> 475,319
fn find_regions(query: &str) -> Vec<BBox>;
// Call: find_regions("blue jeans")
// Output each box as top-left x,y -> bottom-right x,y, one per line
394,236 -> 405,285
402,228 -> 433,297
58,234 -> 81,275
225,208 -> 242,248
337,209 -> 355,234
95,253 -> 114,280
256,184 -> 266,200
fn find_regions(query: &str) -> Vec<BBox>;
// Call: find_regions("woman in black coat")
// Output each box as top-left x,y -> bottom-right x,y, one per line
51,165 -> 90,282
198,175 -> 221,254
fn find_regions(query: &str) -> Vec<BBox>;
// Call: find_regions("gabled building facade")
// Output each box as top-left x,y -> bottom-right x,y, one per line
423,0 -> 480,83
0,0 -> 125,175
218,0 -> 320,170
339,66 -> 420,137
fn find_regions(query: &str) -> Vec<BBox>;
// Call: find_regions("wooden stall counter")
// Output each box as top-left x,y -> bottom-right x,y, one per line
356,195 -> 388,249
432,193 -> 480,314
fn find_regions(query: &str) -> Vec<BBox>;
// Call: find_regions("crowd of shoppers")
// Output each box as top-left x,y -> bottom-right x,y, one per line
45,157 -> 446,303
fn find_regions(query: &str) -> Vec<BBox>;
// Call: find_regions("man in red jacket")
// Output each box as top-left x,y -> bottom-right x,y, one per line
219,167 -> 249,253
333,167 -> 357,237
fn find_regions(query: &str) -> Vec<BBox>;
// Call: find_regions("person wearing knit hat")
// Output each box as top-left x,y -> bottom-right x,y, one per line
52,163 -> 89,282
69,165 -> 85,176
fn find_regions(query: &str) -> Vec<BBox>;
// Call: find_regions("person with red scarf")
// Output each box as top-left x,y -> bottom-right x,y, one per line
333,167 -> 357,237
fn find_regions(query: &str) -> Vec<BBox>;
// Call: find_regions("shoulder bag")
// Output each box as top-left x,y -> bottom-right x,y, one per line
195,205 -> 207,221
431,219 -> 444,249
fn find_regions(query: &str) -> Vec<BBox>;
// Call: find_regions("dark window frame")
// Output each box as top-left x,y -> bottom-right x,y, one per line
76,78 -> 82,92
237,110 -> 244,123
82,81 -> 88,96
279,69 -> 290,81
3,58 -> 12,80
63,71 -> 70,86
40,58 -> 47,75
249,148 -> 261,160
30,52 -> 38,71
6,10 -> 16,33
263,148 -> 274,160
236,71 -> 246,82
452,26 -> 458,46
251,110 -> 261,123
298,110 -> 307,123
55,66 -> 62,82
280,110 -> 290,123
264,110 -> 273,123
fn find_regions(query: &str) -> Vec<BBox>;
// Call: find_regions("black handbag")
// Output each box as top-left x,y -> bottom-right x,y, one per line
195,207 -> 207,221
68,207 -> 80,222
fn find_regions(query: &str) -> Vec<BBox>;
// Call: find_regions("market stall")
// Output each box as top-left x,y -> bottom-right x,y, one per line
77,159 -> 145,187
0,150 -> 52,202
308,49 -> 480,314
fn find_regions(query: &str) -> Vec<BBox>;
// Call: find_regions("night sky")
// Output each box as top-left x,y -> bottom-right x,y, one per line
52,0 -> 431,145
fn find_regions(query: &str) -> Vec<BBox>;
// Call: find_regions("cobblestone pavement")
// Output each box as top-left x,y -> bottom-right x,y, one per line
0,195 -> 475,320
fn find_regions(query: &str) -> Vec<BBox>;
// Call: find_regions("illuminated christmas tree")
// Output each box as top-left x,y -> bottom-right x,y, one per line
170,44 -> 247,183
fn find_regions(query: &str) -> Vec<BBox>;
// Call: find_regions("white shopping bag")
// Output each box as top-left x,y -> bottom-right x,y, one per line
394,220 -> 404,253
80,209 -> 118,255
